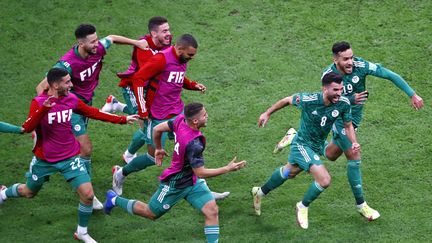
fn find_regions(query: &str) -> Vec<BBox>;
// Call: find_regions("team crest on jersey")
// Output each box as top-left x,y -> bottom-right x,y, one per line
74,124 -> 81,131
163,204 -> 170,210
331,110 -> 339,117
314,155 -> 320,161
352,76 -> 359,84
32,174 -> 38,181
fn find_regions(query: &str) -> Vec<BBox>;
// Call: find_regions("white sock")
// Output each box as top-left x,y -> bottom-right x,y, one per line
298,201 -> 307,208
357,202 -> 366,209
257,188 -> 265,197
77,225 -> 88,235
124,150 -> 134,157
113,101 -> 126,113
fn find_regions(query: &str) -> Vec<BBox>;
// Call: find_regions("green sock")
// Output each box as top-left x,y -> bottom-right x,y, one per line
127,129 -> 146,154
302,181 -> 325,207
122,153 -> 155,176
347,160 -> 364,205
261,167 -> 288,195
78,202 -> 93,227
5,183 -> 21,198
115,196 -> 136,215
204,225 -> 219,243
80,157 -> 92,178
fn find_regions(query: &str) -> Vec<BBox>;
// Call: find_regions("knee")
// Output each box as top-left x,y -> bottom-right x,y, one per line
204,203 -> 219,220
80,188 -> 94,204
319,175 -> 332,188
19,185 -> 38,198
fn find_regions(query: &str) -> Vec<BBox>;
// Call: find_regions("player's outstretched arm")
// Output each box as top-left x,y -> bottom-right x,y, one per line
106,35 -> 149,50
258,96 -> 293,128
75,100 -> 135,124
193,156 -> 246,179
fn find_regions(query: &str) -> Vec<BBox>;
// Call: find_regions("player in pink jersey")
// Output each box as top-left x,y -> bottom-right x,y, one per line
35,23 -> 147,209
1,68 -> 138,243
104,103 -> 246,242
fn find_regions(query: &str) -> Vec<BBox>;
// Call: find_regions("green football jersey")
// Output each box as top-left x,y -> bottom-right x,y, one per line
292,92 -> 352,152
322,56 -> 379,127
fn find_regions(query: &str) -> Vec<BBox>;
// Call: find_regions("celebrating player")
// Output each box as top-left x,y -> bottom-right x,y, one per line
0,68 -> 138,242
321,41 -> 424,220
35,23 -> 147,209
104,102 -> 246,242
251,72 -> 359,229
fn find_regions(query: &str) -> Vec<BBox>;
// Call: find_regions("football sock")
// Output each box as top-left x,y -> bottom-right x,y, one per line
0,121 -> 22,134
76,225 -> 88,235
80,157 -> 92,178
115,196 -> 137,215
127,129 -> 146,154
204,225 -> 219,243
5,183 -> 21,198
261,167 -> 289,195
78,202 -> 93,227
122,153 -> 155,176
347,160 -> 364,205
302,181 -> 325,207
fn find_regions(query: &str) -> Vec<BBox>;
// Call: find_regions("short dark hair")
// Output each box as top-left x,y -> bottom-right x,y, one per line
75,24 -> 96,39
332,41 -> 351,55
322,72 -> 343,86
184,102 -> 204,119
176,34 -> 198,49
148,16 -> 168,33
47,68 -> 69,86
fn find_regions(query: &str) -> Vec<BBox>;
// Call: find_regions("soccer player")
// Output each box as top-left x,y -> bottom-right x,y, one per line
251,72 -> 360,229
35,23 -> 147,209
321,41 -> 424,220
0,121 -> 23,134
0,68 -> 138,243
111,34 -> 230,199
104,102 -> 246,242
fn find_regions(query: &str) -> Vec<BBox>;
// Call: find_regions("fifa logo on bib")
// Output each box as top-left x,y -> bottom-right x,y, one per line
48,109 -> 73,124
167,71 -> 185,84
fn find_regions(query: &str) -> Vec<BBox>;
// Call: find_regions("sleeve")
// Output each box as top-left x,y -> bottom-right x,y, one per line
52,61 -> 73,76
291,93 -> 302,109
182,77 -> 200,90
99,37 -> 112,50
129,54 -> 166,118
22,99 -> 51,133
185,138 -> 205,169
0,121 -> 22,134
75,100 -> 127,124
366,61 -> 415,97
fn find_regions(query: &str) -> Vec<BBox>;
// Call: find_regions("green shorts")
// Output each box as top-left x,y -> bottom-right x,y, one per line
71,112 -> 89,137
288,142 -> 323,172
331,119 -> 356,152
25,156 -> 91,192
148,179 -> 214,218
121,86 -> 138,115
143,116 -> 177,147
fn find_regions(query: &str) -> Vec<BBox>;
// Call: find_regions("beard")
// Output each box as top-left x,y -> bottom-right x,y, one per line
179,55 -> 191,63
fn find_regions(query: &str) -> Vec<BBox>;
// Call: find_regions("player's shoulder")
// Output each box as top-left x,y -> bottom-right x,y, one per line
338,95 -> 350,105
298,92 -> 320,103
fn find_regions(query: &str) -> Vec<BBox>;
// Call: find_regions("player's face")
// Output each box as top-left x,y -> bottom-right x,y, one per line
56,74 -> 73,96
324,82 -> 343,104
179,46 -> 197,63
334,48 -> 354,74
194,107 -> 208,128
79,33 -> 99,55
152,23 -> 171,47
